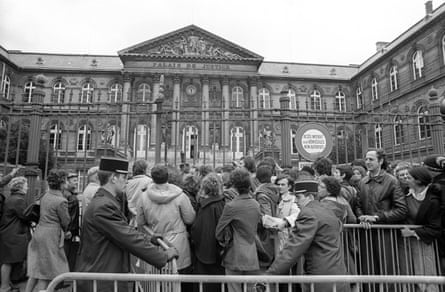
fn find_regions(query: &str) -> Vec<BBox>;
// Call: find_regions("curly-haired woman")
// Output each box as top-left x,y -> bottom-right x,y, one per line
0,176 -> 30,292
25,169 -> 70,292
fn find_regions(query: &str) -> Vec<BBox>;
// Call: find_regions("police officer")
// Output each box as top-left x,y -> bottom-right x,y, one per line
76,157 -> 178,292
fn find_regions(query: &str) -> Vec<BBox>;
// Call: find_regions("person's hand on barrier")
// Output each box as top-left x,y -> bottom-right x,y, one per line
253,282 -> 267,292
401,226 -> 416,238
166,247 -> 179,261
150,233 -> 163,246
359,215 -> 376,229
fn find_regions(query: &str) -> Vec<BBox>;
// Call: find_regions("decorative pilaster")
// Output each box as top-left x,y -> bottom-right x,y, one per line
280,91 -> 291,166
120,73 -> 132,148
172,75 -> 181,147
151,74 -> 161,146
249,77 -> 258,152
428,87 -> 445,154
201,76 -> 209,148
222,77 -> 230,149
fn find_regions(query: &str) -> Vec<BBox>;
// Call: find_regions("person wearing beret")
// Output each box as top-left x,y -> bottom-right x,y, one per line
76,157 -> 178,292
265,180 -> 349,292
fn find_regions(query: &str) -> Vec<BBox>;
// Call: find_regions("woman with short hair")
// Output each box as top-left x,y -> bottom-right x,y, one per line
25,169 -> 70,292
0,176 -> 30,292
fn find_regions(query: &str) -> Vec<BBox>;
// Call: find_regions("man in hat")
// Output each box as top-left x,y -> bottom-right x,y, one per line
265,180 -> 349,292
63,172 -> 80,271
77,157 -> 178,292
423,154 -> 445,273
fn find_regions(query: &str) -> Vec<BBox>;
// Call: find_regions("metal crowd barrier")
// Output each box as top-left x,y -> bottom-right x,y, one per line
45,274 -> 445,292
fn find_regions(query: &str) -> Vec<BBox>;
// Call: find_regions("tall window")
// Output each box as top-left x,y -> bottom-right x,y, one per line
288,89 -> 297,110
375,124 -> 383,149
137,83 -> 151,102
134,125 -> 150,158
418,106 -> 432,140
231,86 -> 243,108
412,50 -> 424,80
335,91 -> 346,112
1,75 -> 10,100
371,78 -> 379,100
291,129 -> 298,154
394,115 -> 404,145
356,87 -> 363,109
310,90 -> 321,110
442,35 -> 445,65
53,82 -> 65,104
109,83 -> 122,103
77,124 -> 92,151
49,123 -> 62,150
81,82 -> 94,103
258,88 -> 271,109
24,81 -> 35,103
389,65 -> 398,92
230,126 -> 245,159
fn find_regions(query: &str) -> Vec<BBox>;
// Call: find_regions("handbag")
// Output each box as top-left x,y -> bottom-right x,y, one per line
23,201 -> 40,223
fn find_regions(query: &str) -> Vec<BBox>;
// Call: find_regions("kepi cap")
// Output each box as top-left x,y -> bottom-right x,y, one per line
67,172 -> 78,179
294,180 -> 318,194
423,155 -> 445,173
99,157 -> 129,174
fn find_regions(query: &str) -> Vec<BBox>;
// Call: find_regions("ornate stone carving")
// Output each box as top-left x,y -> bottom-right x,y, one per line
146,33 -> 242,58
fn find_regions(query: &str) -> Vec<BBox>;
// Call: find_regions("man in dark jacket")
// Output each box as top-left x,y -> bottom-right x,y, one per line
266,180 -> 349,292
76,157 -> 178,292
63,173 -> 80,271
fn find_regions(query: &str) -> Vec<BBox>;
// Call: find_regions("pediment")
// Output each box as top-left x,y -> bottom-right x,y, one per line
118,25 -> 263,62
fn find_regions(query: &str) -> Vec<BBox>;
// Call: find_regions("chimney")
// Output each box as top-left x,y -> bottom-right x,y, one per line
425,1 -> 433,17
376,42 -> 389,52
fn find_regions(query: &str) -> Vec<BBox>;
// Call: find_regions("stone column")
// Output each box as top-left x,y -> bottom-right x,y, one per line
120,74 -> 132,149
172,76 -> 181,147
249,78 -> 258,152
428,88 -> 445,154
280,92 -> 291,166
201,77 -> 209,148
26,75 -> 45,205
151,74 -> 160,146
222,78 -> 230,150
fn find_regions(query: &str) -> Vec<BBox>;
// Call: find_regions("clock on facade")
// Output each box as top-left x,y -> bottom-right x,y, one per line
186,84 -> 197,96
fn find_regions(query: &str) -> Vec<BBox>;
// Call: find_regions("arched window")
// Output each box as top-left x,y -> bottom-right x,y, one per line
134,124 -> 150,158
81,82 -> 94,103
258,88 -> 271,109
109,83 -> 122,103
394,115 -> 404,145
230,126 -> 245,159
231,86 -> 243,108
371,78 -> 379,100
310,90 -> 321,110
49,123 -> 62,150
335,91 -> 346,112
412,50 -> 424,80
389,65 -> 398,92
137,83 -> 151,102
77,124 -> 92,151
288,89 -> 297,110
290,129 -> 298,154
418,106 -> 431,140
356,86 -> 363,109
24,81 -> 35,103
53,82 -> 65,104
375,124 -> 383,149
1,75 -> 10,100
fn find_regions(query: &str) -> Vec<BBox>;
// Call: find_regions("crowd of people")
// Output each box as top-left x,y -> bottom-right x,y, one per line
0,149 -> 444,292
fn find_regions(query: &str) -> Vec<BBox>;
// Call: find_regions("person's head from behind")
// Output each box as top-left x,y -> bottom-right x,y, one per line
333,165 -> 353,184
241,156 -> 256,174
47,169 -> 68,191
182,173 -> 200,195
407,166 -> 432,189
8,176 -> 28,194
198,165 -> 214,178
294,180 -> 318,209
87,166 -> 99,184
229,168 -> 251,195
97,157 -> 129,195
151,164 -> 169,185
258,157 -> 277,175
319,176 -> 341,200
221,164 -> 235,188
199,173 -> 223,198
256,165 -> 273,184
312,157 -> 333,177
133,159 -> 148,176
365,148 -> 388,174
274,174 -> 294,194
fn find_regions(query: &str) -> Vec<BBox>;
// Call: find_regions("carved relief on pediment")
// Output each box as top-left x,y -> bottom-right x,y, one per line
146,33 -> 242,58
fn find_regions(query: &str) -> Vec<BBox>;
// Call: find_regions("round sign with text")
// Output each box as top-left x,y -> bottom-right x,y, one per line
294,123 -> 333,161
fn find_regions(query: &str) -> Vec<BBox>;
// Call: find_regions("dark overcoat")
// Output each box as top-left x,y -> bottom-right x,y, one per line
76,187 -> 168,292
0,191 -> 30,263
267,200 -> 350,292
